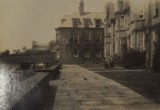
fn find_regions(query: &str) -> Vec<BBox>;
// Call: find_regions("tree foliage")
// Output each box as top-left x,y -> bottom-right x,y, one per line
153,29 -> 160,72
0,50 -> 10,56
123,49 -> 146,69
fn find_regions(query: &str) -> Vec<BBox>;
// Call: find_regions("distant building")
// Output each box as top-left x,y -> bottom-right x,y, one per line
32,41 -> 50,51
56,0 -> 105,64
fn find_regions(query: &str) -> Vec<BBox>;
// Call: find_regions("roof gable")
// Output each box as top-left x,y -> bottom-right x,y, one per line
60,12 -> 106,28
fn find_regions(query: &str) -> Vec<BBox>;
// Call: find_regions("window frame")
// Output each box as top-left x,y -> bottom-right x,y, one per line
95,34 -> 101,43
73,34 -> 79,43
120,16 -> 125,30
72,19 -> 79,27
84,49 -> 90,58
95,19 -> 101,28
73,49 -> 79,58
96,49 -> 101,58
84,33 -> 90,43
84,19 -> 90,27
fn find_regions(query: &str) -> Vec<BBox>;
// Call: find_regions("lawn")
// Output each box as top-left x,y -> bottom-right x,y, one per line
84,66 -> 160,103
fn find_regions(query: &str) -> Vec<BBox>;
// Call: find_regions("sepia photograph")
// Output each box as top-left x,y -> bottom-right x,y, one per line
1,0 -> 160,109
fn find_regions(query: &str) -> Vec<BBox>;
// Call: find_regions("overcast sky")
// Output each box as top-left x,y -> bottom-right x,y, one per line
0,0 -> 117,52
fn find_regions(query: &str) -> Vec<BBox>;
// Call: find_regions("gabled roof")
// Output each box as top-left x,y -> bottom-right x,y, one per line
59,12 -> 106,28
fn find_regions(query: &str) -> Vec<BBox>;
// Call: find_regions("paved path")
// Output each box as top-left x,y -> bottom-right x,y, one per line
50,65 -> 160,110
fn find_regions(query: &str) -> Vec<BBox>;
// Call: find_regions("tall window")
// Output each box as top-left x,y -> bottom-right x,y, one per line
72,19 -> 79,27
84,33 -> 90,43
95,34 -> 101,43
85,49 -> 90,58
95,20 -> 101,27
155,8 -> 159,17
107,25 -> 111,36
73,34 -> 79,43
154,0 -> 159,17
73,49 -> 79,58
96,50 -> 101,58
84,19 -> 90,27
120,16 -> 125,30
138,32 -> 144,51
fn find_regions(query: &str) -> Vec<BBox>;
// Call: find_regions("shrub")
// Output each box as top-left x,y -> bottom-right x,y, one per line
153,30 -> 160,72
0,50 -> 10,57
123,49 -> 146,69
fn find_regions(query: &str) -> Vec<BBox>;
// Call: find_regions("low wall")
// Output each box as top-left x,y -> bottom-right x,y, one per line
0,53 -> 55,64
7,64 -> 61,110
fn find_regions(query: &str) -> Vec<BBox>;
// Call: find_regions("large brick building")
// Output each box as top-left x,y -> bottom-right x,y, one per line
56,0 -> 105,64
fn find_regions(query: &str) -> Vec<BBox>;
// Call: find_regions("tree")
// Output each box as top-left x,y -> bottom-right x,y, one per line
153,29 -> 160,72
49,40 -> 56,50
123,49 -> 146,69
0,50 -> 10,56
22,46 -> 27,51
12,49 -> 21,55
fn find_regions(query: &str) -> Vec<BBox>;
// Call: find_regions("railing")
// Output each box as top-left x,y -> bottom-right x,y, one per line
7,63 -> 61,110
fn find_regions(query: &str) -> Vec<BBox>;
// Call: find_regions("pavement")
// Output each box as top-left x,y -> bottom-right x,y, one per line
50,65 -> 160,110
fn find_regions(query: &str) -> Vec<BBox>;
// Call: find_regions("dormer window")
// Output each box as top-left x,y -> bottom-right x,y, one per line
95,19 -> 101,27
84,19 -> 90,27
72,19 -> 79,27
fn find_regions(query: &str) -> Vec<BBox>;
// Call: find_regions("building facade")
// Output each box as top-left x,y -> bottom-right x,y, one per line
105,0 -> 160,68
105,2 -> 116,59
105,0 -> 130,59
56,0 -> 105,64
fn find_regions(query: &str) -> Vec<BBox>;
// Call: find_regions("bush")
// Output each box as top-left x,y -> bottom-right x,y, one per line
153,30 -> 160,72
113,54 -> 123,67
123,49 -> 146,69
0,50 -> 10,57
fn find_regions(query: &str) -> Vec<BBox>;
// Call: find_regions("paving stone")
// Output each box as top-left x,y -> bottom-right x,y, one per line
87,93 -> 104,98
53,106 -> 74,110
81,100 -> 103,105
93,105 -> 128,110
74,105 -> 94,110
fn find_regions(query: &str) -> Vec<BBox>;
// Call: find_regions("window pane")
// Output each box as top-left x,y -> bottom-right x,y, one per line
95,34 -> 101,43
84,19 -> 90,27
96,50 -> 101,58
84,33 -> 90,43
120,16 -> 125,30
96,20 -> 101,27
73,34 -> 79,43
73,49 -> 79,58
85,49 -> 90,58
73,19 -> 79,27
